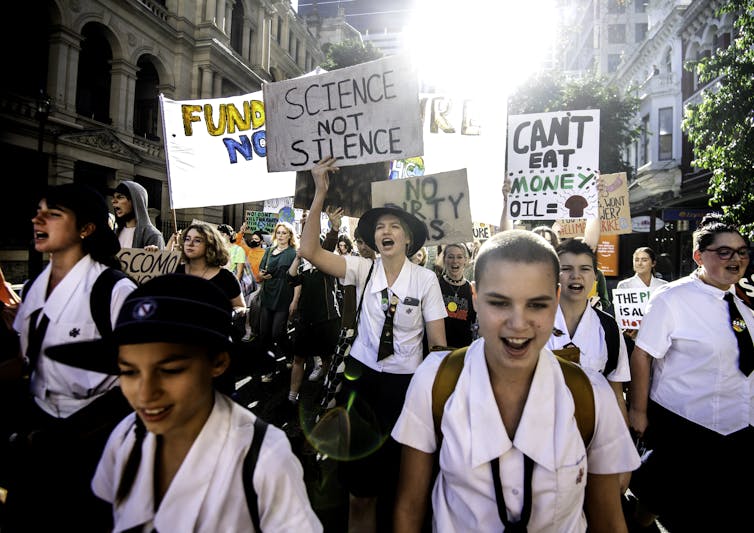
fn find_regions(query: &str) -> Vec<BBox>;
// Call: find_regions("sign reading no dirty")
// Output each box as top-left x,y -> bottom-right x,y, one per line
263,55 -> 423,171
370,169 -> 472,246
506,109 -> 600,221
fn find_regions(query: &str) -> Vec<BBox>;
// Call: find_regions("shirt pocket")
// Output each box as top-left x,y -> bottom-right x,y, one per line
393,300 -> 423,335
554,453 -> 587,523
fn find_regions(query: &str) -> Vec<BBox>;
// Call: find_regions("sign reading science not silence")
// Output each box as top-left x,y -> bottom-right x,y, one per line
263,55 -> 423,171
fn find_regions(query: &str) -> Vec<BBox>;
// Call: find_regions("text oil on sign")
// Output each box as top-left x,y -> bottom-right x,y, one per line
160,91 -> 295,209
263,55 -> 423,171
370,169 -> 472,246
506,109 -> 600,221
612,288 -> 652,330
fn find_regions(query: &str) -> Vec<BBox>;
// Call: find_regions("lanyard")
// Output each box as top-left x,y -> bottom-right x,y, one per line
491,454 -> 534,532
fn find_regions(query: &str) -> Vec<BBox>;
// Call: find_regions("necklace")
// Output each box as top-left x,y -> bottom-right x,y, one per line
443,273 -> 465,285
442,275 -> 466,313
190,263 -> 210,279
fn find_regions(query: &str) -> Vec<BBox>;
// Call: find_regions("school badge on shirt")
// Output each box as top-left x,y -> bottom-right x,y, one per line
732,318 -> 747,333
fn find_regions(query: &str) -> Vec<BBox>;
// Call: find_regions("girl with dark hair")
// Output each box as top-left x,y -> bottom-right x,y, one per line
5,183 -> 136,531
92,274 -> 322,531
628,214 -> 754,531
616,247 -> 668,291
337,233 -> 355,255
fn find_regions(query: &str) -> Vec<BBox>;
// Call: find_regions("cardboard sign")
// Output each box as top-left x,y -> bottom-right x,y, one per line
557,172 -> 632,237
263,55 -> 423,171
506,109 -> 600,221
246,210 -> 279,233
612,287 -> 652,330
160,91 -> 295,209
389,93 -> 508,225
596,234 -> 619,277
370,169 -> 472,246
472,221 -> 495,241
117,249 -> 182,284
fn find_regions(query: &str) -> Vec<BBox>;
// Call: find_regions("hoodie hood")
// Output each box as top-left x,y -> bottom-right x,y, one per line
114,181 -> 165,249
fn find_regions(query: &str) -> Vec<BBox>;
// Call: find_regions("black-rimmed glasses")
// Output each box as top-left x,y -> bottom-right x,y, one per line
703,246 -> 749,260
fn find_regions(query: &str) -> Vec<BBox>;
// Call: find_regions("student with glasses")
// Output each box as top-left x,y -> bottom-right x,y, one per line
627,213 -> 754,532
299,157 -> 447,533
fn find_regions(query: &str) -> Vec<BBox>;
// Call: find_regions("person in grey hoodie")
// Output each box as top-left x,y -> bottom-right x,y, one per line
112,181 -> 165,251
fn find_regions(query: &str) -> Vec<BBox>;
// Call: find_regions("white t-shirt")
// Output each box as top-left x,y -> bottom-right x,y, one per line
14,256 -> 136,418
546,306 -> 631,382
342,255 -> 447,374
616,274 -> 668,290
92,392 -> 322,533
118,226 -> 136,249
392,340 -> 641,532
636,272 -> 754,435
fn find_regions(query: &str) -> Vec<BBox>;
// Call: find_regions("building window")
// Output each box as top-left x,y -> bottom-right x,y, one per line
608,24 -> 626,44
635,23 -> 648,42
635,0 -> 647,12
295,40 -> 300,64
658,107 -> 673,161
641,114 -> 650,166
276,17 -> 282,45
607,53 -> 622,72
288,30 -> 294,55
608,0 -> 626,14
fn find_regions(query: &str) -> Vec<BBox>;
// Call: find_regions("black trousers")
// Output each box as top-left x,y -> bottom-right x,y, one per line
630,400 -> 754,532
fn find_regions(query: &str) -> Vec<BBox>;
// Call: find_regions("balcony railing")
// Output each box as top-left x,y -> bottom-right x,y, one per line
135,0 -> 168,22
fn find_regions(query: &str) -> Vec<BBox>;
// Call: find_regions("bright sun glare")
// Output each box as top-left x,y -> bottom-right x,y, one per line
405,0 -> 559,98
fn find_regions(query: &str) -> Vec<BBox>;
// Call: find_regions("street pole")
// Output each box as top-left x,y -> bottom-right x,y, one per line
29,90 -> 52,280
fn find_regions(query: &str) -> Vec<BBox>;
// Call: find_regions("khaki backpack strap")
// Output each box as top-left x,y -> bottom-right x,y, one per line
556,356 -> 595,446
431,347 -> 468,445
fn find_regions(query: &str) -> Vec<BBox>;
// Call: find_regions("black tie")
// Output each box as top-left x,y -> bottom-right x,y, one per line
724,293 -> 754,376
377,288 -> 399,361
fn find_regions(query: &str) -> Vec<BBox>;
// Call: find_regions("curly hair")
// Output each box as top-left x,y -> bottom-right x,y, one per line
180,223 -> 230,267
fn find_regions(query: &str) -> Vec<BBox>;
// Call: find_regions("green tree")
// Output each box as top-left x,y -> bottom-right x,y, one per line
682,0 -> 754,239
320,39 -> 383,71
508,71 -> 641,176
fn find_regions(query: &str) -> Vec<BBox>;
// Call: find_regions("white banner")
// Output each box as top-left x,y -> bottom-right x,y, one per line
612,287 -> 652,330
506,109 -> 600,221
160,91 -> 295,209
263,55 -> 423,171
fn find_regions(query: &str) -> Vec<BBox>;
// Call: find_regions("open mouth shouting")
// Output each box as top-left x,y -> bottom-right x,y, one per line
502,336 -> 533,357
34,230 -> 49,242
380,237 -> 396,251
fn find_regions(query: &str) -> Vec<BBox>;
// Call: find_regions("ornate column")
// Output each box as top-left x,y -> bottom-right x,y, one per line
48,27 -> 80,114
109,59 -> 139,131
200,64 -> 214,98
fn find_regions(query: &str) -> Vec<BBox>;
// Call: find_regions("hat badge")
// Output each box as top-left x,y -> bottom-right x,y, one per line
133,299 -> 157,320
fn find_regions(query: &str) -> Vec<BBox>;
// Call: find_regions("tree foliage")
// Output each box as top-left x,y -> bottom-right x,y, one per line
507,71 -> 641,176
320,39 -> 383,71
682,0 -> 754,239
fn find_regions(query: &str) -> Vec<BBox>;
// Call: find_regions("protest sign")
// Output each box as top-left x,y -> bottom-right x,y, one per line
264,196 -> 293,213
370,169 -> 472,246
389,93 -> 508,225
596,235 -> 619,277
506,109 -> 600,221
263,55 -> 423,171
246,210 -> 279,233
160,91 -> 295,209
557,172 -> 632,237
472,221 -> 495,241
117,249 -> 182,284
612,287 -> 652,330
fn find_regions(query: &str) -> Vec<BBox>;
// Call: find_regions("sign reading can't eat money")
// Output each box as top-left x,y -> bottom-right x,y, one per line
263,55 -> 423,171
370,169 -> 472,246
506,109 -> 600,221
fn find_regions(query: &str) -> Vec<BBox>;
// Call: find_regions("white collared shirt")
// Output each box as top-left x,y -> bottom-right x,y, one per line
392,340 -> 640,532
342,255 -> 447,374
92,392 -> 322,533
636,272 -> 754,435
546,306 -> 631,382
615,274 -> 668,290
13,256 -> 136,418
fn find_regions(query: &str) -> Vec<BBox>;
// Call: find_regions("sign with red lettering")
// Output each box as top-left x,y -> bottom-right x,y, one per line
612,287 -> 652,330
263,55 -> 423,171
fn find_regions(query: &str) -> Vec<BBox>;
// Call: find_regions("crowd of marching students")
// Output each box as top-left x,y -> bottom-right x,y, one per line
0,165 -> 751,532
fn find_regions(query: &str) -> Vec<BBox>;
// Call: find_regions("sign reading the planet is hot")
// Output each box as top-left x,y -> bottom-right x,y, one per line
506,109 -> 600,221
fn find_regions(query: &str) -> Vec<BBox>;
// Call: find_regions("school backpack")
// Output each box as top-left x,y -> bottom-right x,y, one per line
431,347 -> 595,448
594,307 -> 620,377
242,417 -> 268,532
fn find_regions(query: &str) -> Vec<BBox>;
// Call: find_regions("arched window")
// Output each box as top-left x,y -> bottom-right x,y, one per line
76,24 -> 112,123
134,56 -> 160,140
231,0 -> 244,55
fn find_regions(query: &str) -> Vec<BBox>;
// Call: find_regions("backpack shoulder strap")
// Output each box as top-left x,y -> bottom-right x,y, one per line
593,307 -> 620,377
243,416 -> 269,532
90,268 -> 128,338
431,347 -> 468,445
556,356 -> 595,446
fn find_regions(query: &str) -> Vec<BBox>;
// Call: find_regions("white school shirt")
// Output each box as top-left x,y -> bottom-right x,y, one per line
392,339 -> 640,532
342,255 -> 447,374
636,272 -> 754,435
92,392 -> 322,533
13,255 -> 136,418
615,274 -> 667,290
546,306 -> 631,382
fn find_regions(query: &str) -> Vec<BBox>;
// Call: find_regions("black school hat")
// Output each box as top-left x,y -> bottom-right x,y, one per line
46,274 -> 234,374
356,206 -> 428,258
